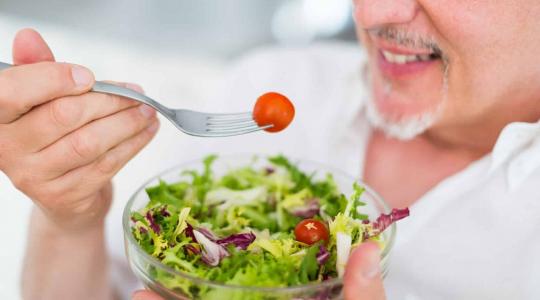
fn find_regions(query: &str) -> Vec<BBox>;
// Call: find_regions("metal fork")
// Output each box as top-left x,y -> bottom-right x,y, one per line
0,62 -> 271,137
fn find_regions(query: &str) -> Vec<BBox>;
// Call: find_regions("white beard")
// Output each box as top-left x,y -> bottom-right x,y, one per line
365,97 -> 440,140
363,64 -> 448,141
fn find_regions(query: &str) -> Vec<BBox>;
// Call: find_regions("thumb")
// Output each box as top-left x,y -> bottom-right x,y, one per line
12,28 -> 55,65
343,241 -> 386,300
132,290 -> 165,300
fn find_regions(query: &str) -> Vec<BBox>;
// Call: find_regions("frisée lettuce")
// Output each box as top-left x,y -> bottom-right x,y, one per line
130,155 -> 409,298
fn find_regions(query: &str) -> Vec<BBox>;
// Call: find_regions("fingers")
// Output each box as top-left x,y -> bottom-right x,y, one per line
8,83 -> 140,152
46,119 -> 159,204
343,241 -> 386,300
12,28 -> 55,64
132,290 -> 165,300
34,103 -> 157,179
0,62 -> 94,124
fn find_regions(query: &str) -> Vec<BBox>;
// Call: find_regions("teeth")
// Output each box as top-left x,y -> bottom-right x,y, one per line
381,50 -> 434,64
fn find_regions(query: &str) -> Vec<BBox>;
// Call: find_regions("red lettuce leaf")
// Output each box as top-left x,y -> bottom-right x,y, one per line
145,211 -> 161,234
370,208 -> 410,236
316,244 -> 330,265
217,232 -> 256,250
193,229 -> 229,266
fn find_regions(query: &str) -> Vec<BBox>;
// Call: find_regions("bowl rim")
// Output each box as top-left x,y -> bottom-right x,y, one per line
122,154 -> 396,293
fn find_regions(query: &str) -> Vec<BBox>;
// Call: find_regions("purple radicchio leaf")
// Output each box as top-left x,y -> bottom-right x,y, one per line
145,211 -> 161,234
184,244 -> 200,255
184,223 -> 196,241
316,244 -> 330,265
192,229 -> 229,266
196,227 -> 218,241
185,223 -> 219,243
370,208 -> 410,236
217,232 -> 256,250
291,199 -> 320,218
160,206 -> 171,217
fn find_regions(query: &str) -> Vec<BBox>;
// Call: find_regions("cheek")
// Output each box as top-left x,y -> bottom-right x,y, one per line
423,1 -> 540,124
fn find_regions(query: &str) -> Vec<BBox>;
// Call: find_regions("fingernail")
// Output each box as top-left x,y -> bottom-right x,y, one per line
71,65 -> 93,87
126,83 -> 145,94
139,104 -> 156,119
147,120 -> 160,133
362,248 -> 381,279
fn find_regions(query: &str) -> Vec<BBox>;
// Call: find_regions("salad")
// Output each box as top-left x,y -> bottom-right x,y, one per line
129,155 -> 409,298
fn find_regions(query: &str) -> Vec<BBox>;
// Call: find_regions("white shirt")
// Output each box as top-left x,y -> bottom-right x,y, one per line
108,43 -> 540,300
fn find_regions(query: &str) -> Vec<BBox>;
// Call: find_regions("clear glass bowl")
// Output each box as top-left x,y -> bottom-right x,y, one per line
123,155 -> 396,300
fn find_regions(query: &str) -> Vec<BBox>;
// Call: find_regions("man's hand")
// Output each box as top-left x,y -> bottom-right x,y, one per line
0,28 -> 159,232
132,290 -> 165,300
343,241 -> 386,300
131,242 -> 385,300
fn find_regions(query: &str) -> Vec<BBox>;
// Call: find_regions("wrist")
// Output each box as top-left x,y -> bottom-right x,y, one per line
32,206 -> 107,238
23,208 -> 113,300
32,183 -> 113,234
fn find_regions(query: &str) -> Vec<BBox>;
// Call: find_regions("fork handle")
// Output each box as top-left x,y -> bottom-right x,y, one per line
91,81 -> 174,118
0,61 -> 174,118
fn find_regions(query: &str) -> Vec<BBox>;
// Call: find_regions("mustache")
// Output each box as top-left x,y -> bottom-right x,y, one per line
369,27 -> 443,56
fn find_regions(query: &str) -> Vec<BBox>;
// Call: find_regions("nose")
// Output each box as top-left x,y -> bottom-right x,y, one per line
354,0 -> 419,29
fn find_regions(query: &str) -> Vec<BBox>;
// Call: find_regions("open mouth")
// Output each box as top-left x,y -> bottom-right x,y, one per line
380,49 -> 441,64
376,47 -> 443,78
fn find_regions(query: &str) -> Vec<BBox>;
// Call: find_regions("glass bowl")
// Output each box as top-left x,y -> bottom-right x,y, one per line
123,155 -> 395,300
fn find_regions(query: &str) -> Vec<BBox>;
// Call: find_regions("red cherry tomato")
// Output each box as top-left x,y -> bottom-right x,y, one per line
294,219 -> 329,245
253,92 -> 295,133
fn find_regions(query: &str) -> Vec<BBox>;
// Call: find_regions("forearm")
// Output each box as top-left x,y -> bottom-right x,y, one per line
21,208 -> 114,300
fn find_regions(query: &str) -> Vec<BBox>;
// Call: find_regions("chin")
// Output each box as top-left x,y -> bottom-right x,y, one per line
364,88 -> 444,140
363,69 -> 446,140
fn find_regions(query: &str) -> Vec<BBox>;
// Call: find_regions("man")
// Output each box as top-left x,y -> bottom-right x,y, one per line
1,0 -> 540,299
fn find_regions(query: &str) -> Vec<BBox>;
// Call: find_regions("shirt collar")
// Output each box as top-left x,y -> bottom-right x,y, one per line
489,120 -> 540,190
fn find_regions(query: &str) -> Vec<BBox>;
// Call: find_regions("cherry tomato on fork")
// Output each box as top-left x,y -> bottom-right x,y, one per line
253,92 -> 295,132
294,219 -> 329,245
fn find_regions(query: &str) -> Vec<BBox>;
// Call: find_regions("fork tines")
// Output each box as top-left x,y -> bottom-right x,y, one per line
205,112 -> 271,135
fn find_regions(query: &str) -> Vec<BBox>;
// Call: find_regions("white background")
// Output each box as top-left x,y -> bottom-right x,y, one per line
0,15 -> 227,299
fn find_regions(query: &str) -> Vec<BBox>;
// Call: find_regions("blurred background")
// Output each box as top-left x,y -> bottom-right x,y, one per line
0,0 -> 356,298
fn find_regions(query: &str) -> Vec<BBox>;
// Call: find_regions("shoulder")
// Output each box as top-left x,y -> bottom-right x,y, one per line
212,42 -> 367,111
232,42 -> 365,75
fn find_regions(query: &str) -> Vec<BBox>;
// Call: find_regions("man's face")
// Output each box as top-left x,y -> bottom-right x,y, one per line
354,0 -> 540,140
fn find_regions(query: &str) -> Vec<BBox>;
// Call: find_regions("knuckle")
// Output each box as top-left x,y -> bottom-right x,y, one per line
95,92 -> 136,115
11,170 -> 36,191
49,97 -> 83,128
127,106 -> 147,129
95,152 -> 118,175
8,157 -> 48,195
10,172 -> 25,190
69,131 -> 98,159
103,93 -> 123,110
